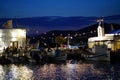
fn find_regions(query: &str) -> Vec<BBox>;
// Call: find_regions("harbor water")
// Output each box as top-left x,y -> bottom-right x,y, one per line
0,61 -> 120,80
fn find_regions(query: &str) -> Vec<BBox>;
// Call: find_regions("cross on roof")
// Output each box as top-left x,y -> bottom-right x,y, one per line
96,19 -> 104,26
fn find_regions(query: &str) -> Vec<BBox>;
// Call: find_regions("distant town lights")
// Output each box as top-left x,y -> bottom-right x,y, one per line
36,31 -> 39,34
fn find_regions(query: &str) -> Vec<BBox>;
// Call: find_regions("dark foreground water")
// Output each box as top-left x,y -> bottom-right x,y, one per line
0,61 -> 120,80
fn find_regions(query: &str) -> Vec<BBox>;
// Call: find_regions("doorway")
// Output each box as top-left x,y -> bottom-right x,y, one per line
10,41 -> 18,49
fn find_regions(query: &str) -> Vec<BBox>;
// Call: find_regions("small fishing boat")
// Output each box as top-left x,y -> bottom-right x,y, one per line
47,49 -> 67,62
85,45 -> 110,61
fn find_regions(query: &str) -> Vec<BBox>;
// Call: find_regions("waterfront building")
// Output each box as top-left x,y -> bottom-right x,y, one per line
0,20 -> 26,52
88,19 -> 120,51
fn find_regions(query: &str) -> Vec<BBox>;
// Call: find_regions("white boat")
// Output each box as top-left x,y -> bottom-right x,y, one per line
85,45 -> 110,61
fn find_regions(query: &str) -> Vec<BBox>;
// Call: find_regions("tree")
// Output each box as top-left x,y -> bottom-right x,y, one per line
55,35 -> 66,47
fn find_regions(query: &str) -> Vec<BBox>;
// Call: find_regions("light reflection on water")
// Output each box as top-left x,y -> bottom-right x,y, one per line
0,61 -> 120,80
0,64 -> 33,80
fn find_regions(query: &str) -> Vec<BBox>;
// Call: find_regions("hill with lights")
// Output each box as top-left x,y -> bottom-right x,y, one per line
0,15 -> 120,36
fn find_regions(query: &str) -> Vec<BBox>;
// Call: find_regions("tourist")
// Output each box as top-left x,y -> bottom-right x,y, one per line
5,47 -> 10,56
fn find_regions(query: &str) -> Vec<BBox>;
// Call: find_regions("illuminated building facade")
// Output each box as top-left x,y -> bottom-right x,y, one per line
0,29 -> 26,51
88,19 -> 120,51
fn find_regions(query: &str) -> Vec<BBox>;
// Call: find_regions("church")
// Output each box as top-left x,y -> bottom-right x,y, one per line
0,20 -> 26,52
88,19 -> 120,52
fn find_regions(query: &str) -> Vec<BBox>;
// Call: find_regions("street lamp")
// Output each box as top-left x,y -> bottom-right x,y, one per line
65,34 -> 72,49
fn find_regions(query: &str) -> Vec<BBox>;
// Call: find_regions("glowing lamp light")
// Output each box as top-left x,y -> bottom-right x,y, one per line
10,43 -> 13,46
115,33 -> 118,35
11,38 -> 17,41
12,32 -> 17,37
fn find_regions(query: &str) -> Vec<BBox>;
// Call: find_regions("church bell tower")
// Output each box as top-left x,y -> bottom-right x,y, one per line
97,19 -> 105,37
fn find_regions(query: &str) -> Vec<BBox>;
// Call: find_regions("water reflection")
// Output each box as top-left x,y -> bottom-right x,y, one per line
0,65 -> 5,80
0,61 -> 120,80
0,64 -> 33,80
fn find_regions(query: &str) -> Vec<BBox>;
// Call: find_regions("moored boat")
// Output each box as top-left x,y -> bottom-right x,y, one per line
85,45 -> 110,61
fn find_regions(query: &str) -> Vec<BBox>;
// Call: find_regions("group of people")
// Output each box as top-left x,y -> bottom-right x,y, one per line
0,46 -> 64,64
3,47 -> 20,56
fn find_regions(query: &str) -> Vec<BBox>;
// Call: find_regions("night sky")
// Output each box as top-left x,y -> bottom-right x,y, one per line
0,0 -> 120,18
0,0 -> 120,36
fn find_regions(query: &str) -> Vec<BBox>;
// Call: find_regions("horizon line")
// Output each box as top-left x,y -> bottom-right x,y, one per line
0,14 -> 120,19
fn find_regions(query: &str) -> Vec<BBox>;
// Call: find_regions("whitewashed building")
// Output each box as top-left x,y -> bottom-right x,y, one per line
88,19 -> 120,51
0,20 -> 26,52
